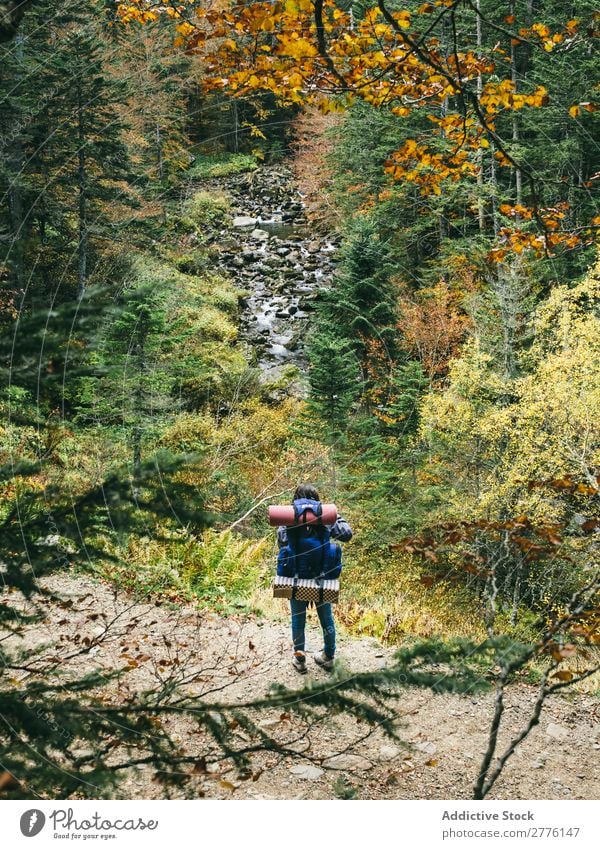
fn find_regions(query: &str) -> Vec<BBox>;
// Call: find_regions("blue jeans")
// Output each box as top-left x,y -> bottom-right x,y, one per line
290,598 -> 336,658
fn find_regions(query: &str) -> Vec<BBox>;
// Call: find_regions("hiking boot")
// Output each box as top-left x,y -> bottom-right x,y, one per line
292,651 -> 307,674
313,650 -> 335,671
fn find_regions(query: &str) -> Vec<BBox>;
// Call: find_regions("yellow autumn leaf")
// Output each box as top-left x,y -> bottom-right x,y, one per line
532,23 -> 550,37
175,21 -> 194,37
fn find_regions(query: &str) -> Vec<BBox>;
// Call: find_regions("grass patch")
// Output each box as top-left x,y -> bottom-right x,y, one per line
189,153 -> 258,180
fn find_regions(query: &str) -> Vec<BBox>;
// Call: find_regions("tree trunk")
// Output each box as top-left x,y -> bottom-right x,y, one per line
476,0 -> 485,233
132,316 -> 148,495
132,421 -> 142,496
510,1 -> 522,206
156,122 -> 164,182
438,13 -> 449,245
8,34 -> 25,290
230,99 -> 239,153
490,142 -> 499,235
77,89 -> 87,300
439,97 -> 448,243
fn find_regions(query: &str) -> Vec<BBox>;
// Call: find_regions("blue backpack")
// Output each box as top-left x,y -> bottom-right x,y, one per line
277,499 -> 342,580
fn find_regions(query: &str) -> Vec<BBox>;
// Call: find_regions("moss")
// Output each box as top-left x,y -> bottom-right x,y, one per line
168,250 -> 211,276
179,305 -> 237,343
188,153 -> 258,179
178,345 -> 259,410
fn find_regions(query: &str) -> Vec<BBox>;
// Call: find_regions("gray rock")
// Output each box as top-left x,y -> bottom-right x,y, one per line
251,228 -> 269,240
379,744 -> 401,761
323,754 -> 373,771
289,765 -> 324,780
233,216 -> 257,227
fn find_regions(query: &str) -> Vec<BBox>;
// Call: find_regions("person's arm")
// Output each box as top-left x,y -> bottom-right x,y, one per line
277,526 -> 288,548
330,517 -> 352,542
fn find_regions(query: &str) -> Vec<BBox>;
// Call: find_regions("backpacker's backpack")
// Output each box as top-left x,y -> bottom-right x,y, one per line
277,499 -> 342,580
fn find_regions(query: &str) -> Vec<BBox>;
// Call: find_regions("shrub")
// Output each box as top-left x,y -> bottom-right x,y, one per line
169,250 -> 211,276
182,190 -> 231,230
91,529 -> 268,611
177,305 -> 237,343
181,529 -> 269,608
176,345 -> 259,410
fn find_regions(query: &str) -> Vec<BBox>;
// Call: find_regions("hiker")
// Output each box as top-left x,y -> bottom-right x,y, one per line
276,484 -> 352,673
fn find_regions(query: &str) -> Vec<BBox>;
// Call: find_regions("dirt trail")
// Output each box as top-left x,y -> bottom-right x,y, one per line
12,574 -> 600,800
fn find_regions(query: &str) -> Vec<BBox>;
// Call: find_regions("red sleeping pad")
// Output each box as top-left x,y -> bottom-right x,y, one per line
268,504 -> 338,527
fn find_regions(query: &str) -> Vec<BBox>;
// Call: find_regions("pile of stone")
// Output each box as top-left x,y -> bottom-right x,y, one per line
207,165 -> 340,381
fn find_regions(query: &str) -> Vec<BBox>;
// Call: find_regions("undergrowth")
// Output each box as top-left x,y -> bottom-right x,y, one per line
90,529 -> 269,614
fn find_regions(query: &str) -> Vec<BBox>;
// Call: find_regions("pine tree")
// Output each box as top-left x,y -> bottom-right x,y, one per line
0,0 -> 135,303
76,268 -> 182,489
118,20 -> 193,193
319,216 -> 398,369
306,331 -> 361,436
45,6 -> 133,298
0,32 -> 30,292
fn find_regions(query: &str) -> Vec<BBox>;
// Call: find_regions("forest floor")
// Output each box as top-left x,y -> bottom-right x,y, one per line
15,574 -> 600,801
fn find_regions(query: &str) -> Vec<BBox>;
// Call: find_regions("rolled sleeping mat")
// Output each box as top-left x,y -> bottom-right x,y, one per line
268,503 -> 338,527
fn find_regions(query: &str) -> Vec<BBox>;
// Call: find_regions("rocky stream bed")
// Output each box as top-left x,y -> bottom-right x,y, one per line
203,164 -> 340,381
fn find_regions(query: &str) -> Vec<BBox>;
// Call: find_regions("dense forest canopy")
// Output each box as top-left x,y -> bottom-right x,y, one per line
119,1 -> 600,260
0,0 -> 598,800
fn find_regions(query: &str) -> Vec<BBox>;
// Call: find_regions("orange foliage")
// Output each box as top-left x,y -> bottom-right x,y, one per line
292,106 -> 342,230
397,281 -> 471,379
115,1 -> 597,259
362,337 -> 395,415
